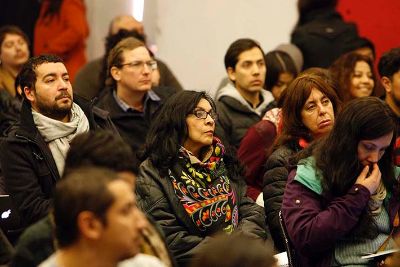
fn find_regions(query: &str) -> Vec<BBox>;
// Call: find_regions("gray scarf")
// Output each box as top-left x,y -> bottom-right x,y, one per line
32,103 -> 90,175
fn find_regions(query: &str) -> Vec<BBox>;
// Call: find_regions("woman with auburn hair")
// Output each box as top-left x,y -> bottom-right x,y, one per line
330,51 -> 378,102
262,71 -> 341,252
137,90 -> 267,267
282,97 -> 400,266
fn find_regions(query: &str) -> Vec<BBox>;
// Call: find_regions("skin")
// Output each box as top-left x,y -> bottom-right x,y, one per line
0,33 -> 29,76
350,61 -> 374,99
24,62 -> 73,122
355,132 -> 393,194
383,71 -> 400,117
227,47 -> 266,108
270,72 -> 294,101
300,88 -> 334,138
111,46 -> 153,111
184,98 -> 215,159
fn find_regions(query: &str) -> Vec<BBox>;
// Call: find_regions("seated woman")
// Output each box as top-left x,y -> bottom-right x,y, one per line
330,51 -> 378,103
237,49 -> 297,201
263,72 -> 341,252
282,97 -> 400,266
137,90 -> 267,267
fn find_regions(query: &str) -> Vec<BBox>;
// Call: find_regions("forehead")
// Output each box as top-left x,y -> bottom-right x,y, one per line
2,33 -> 25,45
35,62 -> 68,78
107,180 -> 134,205
354,61 -> 371,71
112,16 -> 142,33
195,98 -> 212,110
305,88 -> 325,102
237,47 -> 264,63
121,46 -> 150,61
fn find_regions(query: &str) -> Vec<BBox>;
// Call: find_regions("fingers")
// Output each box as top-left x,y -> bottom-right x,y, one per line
355,165 -> 370,184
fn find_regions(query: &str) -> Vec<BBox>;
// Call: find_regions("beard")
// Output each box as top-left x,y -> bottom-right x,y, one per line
35,91 -> 73,121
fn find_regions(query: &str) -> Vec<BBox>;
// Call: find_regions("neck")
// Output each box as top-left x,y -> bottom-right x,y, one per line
56,246 -> 118,267
385,95 -> 400,117
1,64 -> 20,78
236,87 -> 260,108
116,87 -> 146,112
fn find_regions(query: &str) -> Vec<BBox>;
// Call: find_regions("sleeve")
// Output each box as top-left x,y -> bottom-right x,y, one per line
282,170 -> 371,257
237,120 -> 277,200
262,148 -> 292,251
136,163 -> 211,267
0,141 -> 51,226
233,177 -> 268,240
43,0 -> 89,56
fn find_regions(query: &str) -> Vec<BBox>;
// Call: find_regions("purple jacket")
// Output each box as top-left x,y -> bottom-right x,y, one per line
282,168 -> 400,267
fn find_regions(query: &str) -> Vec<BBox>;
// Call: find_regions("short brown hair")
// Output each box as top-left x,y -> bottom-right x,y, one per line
105,37 -> 145,88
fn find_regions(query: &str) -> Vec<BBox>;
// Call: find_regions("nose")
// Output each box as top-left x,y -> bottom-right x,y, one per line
317,103 -> 327,115
361,74 -> 371,83
142,63 -> 151,74
134,209 -> 149,231
58,78 -> 69,89
367,151 -> 380,164
204,113 -> 215,125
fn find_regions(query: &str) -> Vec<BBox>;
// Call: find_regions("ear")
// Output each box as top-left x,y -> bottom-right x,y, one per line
381,76 -> 392,94
24,86 -> 35,102
110,66 -> 121,82
227,67 -> 236,82
77,211 -> 104,240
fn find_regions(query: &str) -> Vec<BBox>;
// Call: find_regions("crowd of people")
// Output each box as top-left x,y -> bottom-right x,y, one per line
1,0 -> 400,267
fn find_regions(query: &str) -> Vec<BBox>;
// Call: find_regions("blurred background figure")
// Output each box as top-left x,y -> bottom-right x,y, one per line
189,233 -> 277,267
329,51 -> 378,103
291,0 -> 362,70
34,0 -> 89,83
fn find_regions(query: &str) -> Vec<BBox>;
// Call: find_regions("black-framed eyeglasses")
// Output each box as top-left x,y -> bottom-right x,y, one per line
192,108 -> 218,121
119,60 -> 158,71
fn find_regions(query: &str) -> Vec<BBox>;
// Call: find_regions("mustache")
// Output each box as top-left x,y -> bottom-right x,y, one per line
55,92 -> 72,100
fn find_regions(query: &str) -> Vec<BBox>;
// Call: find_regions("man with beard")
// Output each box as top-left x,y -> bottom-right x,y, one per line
378,47 -> 400,165
0,54 -> 116,232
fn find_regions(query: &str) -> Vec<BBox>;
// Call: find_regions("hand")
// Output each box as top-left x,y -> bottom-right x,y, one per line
355,163 -> 381,195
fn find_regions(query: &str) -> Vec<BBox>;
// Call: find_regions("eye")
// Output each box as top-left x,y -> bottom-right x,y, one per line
363,143 -> 374,151
321,98 -> 331,105
63,76 -> 70,82
305,104 -> 316,111
257,61 -> 265,67
45,79 -> 55,83
242,62 -> 252,69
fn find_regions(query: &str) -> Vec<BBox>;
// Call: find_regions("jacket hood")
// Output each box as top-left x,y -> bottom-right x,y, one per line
216,82 -> 273,116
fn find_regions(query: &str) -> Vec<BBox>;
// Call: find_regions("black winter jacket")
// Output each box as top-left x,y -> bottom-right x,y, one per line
0,96 -> 117,228
262,144 -> 298,252
137,159 -> 268,267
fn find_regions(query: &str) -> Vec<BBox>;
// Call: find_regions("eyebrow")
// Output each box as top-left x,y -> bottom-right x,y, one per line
42,72 -> 69,79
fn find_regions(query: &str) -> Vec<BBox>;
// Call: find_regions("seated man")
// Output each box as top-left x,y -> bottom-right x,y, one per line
39,167 -> 151,267
12,131 -> 174,267
215,38 -> 273,148
0,55 -> 116,231
95,37 -> 175,155
73,14 -> 182,100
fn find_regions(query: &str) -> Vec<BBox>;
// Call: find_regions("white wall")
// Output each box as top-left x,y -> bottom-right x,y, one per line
86,0 -> 298,95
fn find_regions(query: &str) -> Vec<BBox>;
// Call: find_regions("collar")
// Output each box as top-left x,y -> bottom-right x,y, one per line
112,90 -> 160,112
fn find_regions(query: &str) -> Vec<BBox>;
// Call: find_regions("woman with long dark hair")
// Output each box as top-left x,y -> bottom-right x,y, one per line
137,90 -> 267,267
282,97 -> 400,266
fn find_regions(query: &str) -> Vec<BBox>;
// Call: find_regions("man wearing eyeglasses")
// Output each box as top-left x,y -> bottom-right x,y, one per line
95,37 -> 175,157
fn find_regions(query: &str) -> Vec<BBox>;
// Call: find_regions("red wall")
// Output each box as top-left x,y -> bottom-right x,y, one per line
337,0 -> 400,63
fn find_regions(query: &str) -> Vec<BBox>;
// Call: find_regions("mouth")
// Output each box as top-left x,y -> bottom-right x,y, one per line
55,93 -> 71,101
251,80 -> 263,86
205,130 -> 214,136
318,119 -> 332,128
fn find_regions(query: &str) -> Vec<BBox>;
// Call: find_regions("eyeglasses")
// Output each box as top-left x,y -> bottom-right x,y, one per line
192,108 -> 218,121
119,60 -> 158,71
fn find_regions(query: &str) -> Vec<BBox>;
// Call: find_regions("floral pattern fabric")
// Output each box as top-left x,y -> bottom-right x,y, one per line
169,137 -> 238,234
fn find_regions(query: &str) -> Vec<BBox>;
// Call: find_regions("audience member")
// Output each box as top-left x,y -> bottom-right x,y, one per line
74,15 -> 182,100
189,233 -> 277,267
12,131 -> 174,267
263,72 -> 341,252
137,90 -> 268,267
215,38 -> 274,148
291,0 -> 362,70
379,47 -> 400,166
282,97 -> 400,266
0,55 -> 116,231
264,50 -> 297,110
39,167 -> 150,267
95,37 -> 175,157
34,0 -> 89,82
0,25 -> 29,97
330,51 -> 378,102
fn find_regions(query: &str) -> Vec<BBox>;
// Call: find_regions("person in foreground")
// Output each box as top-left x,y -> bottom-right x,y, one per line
39,167 -> 149,267
282,97 -> 400,266
137,90 -> 267,267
